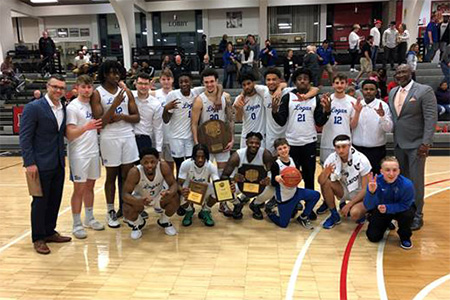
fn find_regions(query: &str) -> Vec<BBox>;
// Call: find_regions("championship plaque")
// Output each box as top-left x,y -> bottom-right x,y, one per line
198,119 -> 232,153
187,181 -> 209,205
237,164 -> 268,198
213,179 -> 234,202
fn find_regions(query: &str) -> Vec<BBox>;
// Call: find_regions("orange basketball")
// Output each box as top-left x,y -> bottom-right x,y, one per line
281,166 -> 302,188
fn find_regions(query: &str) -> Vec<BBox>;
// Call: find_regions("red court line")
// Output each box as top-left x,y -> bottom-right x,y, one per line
338,178 -> 450,300
425,178 -> 450,187
339,223 -> 364,300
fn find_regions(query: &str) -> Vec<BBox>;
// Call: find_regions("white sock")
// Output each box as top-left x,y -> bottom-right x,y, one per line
185,204 -> 194,212
72,213 -> 82,227
253,198 -> 265,205
85,207 -> 94,222
159,212 -> 170,224
131,214 -> 144,227
107,203 -> 114,212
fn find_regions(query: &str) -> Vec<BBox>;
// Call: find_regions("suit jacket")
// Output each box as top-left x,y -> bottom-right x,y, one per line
388,81 -> 437,149
19,97 -> 66,171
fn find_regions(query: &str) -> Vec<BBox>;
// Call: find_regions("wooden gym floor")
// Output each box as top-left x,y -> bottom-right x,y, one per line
0,156 -> 449,300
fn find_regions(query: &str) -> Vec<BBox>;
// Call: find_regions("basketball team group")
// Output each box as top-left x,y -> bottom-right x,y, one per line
19,60 -> 437,255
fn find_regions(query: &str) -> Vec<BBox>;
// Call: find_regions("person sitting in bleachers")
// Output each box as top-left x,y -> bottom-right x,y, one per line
436,81 -> 450,119
73,51 -> 90,76
30,90 -> 42,102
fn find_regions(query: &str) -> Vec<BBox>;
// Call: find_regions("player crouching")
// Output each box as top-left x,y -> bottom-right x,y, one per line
122,148 -> 179,239
265,138 -> 320,229
178,144 -> 222,227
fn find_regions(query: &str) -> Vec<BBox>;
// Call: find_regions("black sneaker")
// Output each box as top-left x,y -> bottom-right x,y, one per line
388,222 -> 396,230
140,210 -> 149,219
232,202 -> 244,220
239,195 -> 251,204
219,202 -> 233,217
177,206 -> 187,216
116,208 -> 123,218
308,210 -> 317,221
249,201 -> 264,220
316,202 -> 328,215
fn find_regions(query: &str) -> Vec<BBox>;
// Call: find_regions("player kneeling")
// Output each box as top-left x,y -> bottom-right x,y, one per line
122,148 -> 179,239
178,144 -> 222,227
265,138 -> 320,229
364,157 -> 416,250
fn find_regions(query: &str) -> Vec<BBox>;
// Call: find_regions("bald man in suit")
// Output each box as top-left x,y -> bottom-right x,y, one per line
388,64 -> 437,231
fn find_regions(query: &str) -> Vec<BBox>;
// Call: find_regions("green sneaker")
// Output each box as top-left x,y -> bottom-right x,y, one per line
182,209 -> 194,226
199,210 -> 215,227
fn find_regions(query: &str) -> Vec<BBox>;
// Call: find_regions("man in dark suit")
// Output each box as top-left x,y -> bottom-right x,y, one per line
20,75 -> 72,254
388,64 -> 437,231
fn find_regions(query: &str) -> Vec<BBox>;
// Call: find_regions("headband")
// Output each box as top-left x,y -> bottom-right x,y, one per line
334,140 -> 351,146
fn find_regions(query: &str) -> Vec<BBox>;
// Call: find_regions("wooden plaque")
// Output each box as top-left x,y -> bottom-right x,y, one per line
198,119 -> 232,153
186,181 -> 209,205
237,164 -> 267,198
213,179 -> 234,202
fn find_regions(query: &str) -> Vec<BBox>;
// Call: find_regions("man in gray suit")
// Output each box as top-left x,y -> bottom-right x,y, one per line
388,64 -> 437,231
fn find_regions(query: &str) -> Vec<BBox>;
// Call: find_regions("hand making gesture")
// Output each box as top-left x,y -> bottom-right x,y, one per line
368,172 -> 377,194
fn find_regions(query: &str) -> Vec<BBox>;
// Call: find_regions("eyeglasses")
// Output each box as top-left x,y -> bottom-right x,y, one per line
48,84 -> 66,91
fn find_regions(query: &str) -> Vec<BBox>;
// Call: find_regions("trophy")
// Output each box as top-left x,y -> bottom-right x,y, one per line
237,164 -> 268,198
198,119 -> 232,153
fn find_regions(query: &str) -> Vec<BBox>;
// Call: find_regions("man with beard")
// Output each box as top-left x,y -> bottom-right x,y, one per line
388,64 -> 437,230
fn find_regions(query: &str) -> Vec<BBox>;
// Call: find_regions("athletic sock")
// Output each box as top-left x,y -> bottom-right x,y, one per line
131,214 -> 144,226
72,213 -> 82,227
85,206 -> 94,222
159,212 -> 170,224
107,203 -> 114,212
185,204 -> 194,212
253,197 -> 265,205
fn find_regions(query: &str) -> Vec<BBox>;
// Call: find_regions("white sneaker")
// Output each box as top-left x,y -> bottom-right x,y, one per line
350,68 -> 354,72
84,219 -> 105,231
73,225 -> 87,239
157,220 -> 177,236
129,217 -> 146,240
106,210 -> 120,228
130,227 -> 143,240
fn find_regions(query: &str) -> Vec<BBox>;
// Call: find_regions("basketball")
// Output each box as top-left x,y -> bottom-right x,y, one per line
281,166 -> 302,188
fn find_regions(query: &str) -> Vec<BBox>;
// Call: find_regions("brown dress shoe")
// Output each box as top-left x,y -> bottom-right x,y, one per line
34,240 -> 51,255
45,233 -> 72,243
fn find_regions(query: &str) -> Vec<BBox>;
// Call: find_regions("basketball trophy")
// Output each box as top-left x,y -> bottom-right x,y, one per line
198,119 -> 232,153
237,164 -> 267,198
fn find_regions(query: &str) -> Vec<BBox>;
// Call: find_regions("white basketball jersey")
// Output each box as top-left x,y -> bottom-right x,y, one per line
166,89 -> 202,139
321,94 -> 355,149
276,157 -> 296,201
237,147 -> 265,169
178,159 -> 220,187
97,86 -> 134,139
132,164 -> 164,199
241,93 -> 265,138
155,88 -> 171,144
285,93 -> 318,146
199,92 -> 226,124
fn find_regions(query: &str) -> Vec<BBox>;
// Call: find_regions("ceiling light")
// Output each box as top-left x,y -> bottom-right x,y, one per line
30,0 -> 58,3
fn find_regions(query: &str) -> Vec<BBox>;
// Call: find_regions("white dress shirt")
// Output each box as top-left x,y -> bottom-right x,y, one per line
352,98 -> 393,147
45,94 -> 64,130
132,91 -> 163,152
370,27 -> 381,47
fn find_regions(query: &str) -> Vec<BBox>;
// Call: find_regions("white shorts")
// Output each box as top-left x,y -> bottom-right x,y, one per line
240,136 -> 265,150
210,151 -> 231,163
265,134 -> 279,155
100,136 -> 139,167
169,138 -> 194,158
70,156 -> 101,183
162,143 -> 174,162
340,182 -> 361,202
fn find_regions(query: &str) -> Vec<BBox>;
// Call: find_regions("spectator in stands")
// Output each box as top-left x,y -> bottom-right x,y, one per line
81,46 -> 90,60
73,51 -> 90,76
197,34 -> 207,64
200,54 -> 214,73
317,40 -> 336,86
436,81 -> 450,118
283,49 -> 297,86
247,34 -> 260,62
370,20 -> 382,69
30,90 -> 42,102
424,13 -> 439,62
128,62 -> 141,78
170,55 -> 188,89
0,75 -> 13,100
382,21 -> 399,70
356,35 -> 374,82
240,44 -> 254,77
441,44 -> 450,86
16,40 -> 28,54
1,56 -> 15,77
222,42 -> 237,88
260,39 -> 277,68
397,23 -> 410,65
346,85 -> 356,98
406,43 -> 419,81
377,68 -> 388,99
141,61 -> 155,78
349,24 -> 363,72
161,55 -> 171,70
439,16 -> 449,61
38,31 -> 56,73
218,34 -> 228,53
303,45 -> 321,87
